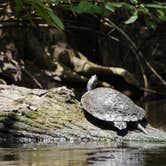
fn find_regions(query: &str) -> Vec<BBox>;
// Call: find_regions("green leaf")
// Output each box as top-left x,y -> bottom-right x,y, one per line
145,19 -> 155,29
73,0 -> 102,14
32,3 -> 52,24
104,2 -> 124,12
123,3 -> 138,24
137,5 -> 150,15
27,0 -> 43,6
106,2 -> 124,8
104,2 -> 115,12
156,9 -> 166,21
124,15 -> 138,24
15,0 -> 23,12
48,10 -> 64,30
144,3 -> 166,9
105,2 -> 138,24
130,0 -> 138,5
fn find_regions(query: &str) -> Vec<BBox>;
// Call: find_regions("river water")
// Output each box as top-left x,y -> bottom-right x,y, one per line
0,142 -> 166,166
0,99 -> 166,166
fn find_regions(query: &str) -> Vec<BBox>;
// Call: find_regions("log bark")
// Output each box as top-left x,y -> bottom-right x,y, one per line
0,84 -> 166,144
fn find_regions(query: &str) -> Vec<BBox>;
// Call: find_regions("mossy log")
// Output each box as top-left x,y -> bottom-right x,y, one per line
0,84 -> 166,144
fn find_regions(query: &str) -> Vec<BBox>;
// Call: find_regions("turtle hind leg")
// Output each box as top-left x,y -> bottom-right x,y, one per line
113,121 -> 128,136
137,123 -> 148,134
113,121 -> 127,130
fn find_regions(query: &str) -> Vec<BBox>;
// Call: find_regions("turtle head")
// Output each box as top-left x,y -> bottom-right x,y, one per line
87,75 -> 98,91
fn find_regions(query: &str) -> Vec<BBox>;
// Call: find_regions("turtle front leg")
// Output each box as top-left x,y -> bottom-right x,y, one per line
137,123 -> 148,134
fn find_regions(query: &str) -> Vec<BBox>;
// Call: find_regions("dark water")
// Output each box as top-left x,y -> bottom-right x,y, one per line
0,99 -> 166,166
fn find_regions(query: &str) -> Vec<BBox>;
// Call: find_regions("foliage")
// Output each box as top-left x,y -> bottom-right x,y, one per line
14,0 -> 166,30
15,0 -> 64,30
73,0 -> 166,27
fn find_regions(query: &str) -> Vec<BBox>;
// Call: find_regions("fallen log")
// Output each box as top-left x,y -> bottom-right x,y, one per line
0,84 -> 166,144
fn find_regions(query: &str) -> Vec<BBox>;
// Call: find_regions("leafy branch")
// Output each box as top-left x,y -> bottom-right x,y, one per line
14,0 -> 166,30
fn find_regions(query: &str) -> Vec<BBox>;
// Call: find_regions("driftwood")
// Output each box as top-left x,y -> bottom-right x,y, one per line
52,42 -> 139,87
0,84 -> 166,144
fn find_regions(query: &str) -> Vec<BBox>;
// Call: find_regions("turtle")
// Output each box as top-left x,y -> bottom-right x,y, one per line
81,75 -> 147,134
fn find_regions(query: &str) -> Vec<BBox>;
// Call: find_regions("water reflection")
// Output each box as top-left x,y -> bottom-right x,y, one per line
0,143 -> 166,166
87,146 -> 144,166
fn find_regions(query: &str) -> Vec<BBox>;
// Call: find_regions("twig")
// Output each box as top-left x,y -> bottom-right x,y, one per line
22,68 -> 43,89
140,87 -> 166,96
103,18 -> 166,86
135,55 -> 148,96
103,18 -> 148,91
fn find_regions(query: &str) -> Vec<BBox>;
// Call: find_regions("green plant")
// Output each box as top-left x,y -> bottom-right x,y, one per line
15,0 -> 64,30
15,0 -> 166,30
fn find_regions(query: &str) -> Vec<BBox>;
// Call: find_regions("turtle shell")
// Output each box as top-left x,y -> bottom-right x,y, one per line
81,87 -> 145,122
